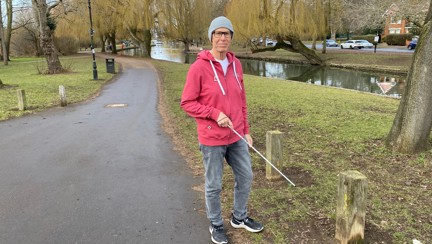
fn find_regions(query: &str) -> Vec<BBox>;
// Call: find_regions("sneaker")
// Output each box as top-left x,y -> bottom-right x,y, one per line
230,215 -> 264,233
209,225 -> 228,244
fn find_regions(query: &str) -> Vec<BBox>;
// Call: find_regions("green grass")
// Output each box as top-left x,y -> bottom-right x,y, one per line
152,59 -> 432,243
0,55 -> 115,121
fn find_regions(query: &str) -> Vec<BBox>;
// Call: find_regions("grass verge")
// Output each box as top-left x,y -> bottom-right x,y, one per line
152,59 -> 431,244
0,55 -> 115,121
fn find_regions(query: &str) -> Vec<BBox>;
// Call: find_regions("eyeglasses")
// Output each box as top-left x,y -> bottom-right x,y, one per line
213,31 -> 232,39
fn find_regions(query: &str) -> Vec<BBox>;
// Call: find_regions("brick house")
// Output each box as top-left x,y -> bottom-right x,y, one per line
383,3 -> 413,36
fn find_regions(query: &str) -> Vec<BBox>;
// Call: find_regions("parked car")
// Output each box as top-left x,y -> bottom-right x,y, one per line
340,40 -> 363,49
357,40 -> 374,48
326,39 -> 338,47
407,39 -> 417,50
266,38 -> 275,46
340,40 -> 373,49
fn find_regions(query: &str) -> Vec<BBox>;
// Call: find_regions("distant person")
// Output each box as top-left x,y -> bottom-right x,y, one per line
180,16 -> 263,244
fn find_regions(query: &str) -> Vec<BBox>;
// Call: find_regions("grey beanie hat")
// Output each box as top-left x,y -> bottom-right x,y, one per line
208,16 -> 234,41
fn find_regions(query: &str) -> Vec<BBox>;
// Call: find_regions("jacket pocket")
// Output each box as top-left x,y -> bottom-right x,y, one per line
198,120 -> 229,140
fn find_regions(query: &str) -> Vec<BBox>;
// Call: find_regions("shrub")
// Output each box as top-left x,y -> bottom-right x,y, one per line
384,34 -> 413,46
55,36 -> 79,55
351,35 -> 376,43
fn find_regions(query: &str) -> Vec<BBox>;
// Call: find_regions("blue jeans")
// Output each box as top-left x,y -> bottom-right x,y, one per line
199,139 -> 253,226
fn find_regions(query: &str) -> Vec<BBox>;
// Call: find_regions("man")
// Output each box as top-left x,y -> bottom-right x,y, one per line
180,16 -> 263,244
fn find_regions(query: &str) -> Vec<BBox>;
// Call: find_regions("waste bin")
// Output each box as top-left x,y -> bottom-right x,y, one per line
106,58 -> 115,73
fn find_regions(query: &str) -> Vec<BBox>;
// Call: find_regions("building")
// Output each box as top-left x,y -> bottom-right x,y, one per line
383,3 -> 413,36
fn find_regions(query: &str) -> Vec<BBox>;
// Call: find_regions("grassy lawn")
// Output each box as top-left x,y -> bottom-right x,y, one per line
0,55 -> 115,121
152,59 -> 431,243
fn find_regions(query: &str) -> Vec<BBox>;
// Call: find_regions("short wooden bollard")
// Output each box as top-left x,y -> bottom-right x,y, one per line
59,85 -> 67,107
265,130 -> 284,181
335,170 -> 367,244
17,89 -> 27,111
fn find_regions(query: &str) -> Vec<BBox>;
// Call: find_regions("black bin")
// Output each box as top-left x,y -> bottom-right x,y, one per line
106,58 -> 115,73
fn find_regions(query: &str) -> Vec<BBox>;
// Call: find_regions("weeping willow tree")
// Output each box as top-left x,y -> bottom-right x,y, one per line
226,0 -> 327,64
118,0 -> 157,58
158,0 -> 213,53
54,1 -> 90,52
88,0 -> 124,54
310,0 -> 328,51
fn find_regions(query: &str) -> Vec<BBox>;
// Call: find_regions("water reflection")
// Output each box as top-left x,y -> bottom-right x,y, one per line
242,60 -> 405,97
124,46 -> 405,97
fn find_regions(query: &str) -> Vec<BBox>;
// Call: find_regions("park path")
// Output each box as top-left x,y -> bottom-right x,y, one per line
0,55 -> 210,244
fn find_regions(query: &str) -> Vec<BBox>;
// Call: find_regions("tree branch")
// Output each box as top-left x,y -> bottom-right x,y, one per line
251,41 -> 296,54
47,0 -> 62,14
405,15 -> 424,28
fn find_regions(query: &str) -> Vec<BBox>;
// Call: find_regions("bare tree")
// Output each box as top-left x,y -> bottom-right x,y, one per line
0,0 -> 7,64
386,0 -> 432,153
0,0 -> 13,63
31,0 -> 64,74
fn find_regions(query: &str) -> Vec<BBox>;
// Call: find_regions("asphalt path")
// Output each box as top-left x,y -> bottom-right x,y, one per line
0,56 -> 210,244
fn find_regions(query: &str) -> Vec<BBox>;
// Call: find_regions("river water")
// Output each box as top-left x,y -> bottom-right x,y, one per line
125,45 -> 405,98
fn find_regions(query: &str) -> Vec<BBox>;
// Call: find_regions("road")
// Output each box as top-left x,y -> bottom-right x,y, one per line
306,44 -> 414,53
0,56 -> 210,244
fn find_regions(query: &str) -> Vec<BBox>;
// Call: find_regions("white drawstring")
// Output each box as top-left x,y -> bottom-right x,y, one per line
233,61 -> 242,90
209,59 -> 243,95
209,60 -> 226,95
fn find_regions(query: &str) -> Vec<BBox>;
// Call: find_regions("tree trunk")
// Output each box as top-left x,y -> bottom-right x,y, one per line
311,38 -> 317,50
252,35 -> 324,65
283,35 -> 323,65
141,29 -> 152,58
322,39 -> 327,54
32,0 -> 63,74
107,32 -> 117,54
184,39 -> 191,53
5,0 -> 12,61
386,7 -> 432,153
127,27 -> 151,58
100,36 -> 106,53
0,0 -> 8,65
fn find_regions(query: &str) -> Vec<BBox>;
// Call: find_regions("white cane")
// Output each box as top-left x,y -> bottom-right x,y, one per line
228,125 -> 296,187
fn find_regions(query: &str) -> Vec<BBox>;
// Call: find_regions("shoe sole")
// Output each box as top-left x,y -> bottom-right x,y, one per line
209,226 -> 228,244
230,220 -> 264,233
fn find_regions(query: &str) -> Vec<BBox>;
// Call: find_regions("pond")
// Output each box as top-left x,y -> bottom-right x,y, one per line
124,45 -> 406,98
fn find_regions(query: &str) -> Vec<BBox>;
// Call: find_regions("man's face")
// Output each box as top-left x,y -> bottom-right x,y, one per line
211,27 -> 232,53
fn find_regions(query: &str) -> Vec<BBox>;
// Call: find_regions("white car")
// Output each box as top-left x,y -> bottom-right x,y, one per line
340,40 -> 373,49
340,40 -> 362,49
357,40 -> 374,48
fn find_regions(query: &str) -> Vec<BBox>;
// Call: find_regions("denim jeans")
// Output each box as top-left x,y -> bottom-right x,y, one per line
199,139 -> 253,226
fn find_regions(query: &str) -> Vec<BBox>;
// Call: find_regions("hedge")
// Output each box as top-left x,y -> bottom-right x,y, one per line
383,33 -> 413,46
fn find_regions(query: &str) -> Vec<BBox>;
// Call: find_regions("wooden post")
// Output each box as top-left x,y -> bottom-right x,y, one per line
59,85 -> 67,107
17,89 -> 27,111
335,170 -> 367,244
265,130 -> 284,181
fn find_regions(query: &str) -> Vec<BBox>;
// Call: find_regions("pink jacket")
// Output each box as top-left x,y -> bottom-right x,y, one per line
180,50 -> 250,146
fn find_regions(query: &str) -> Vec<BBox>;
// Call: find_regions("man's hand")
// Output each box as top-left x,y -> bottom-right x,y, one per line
217,112 -> 233,128
244,134 -> 253,147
